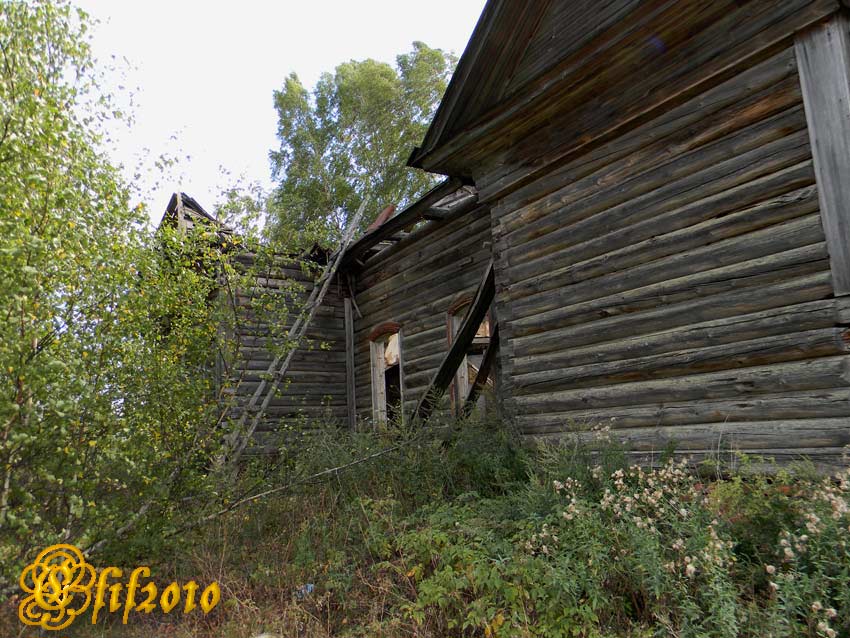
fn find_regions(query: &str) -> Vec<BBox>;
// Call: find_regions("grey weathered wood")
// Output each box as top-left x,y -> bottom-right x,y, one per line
410,260 -> 495,424
515,327 -> 850,392
512,243 -> 829,340
515,356 -> 850,414
344,297 -> 356,430
342,178 -> 465,267
532,418 -> 850,452
473,0 -> 836,202
503,109 -> 809,260
796,13 -> 850,295
462,324 -> 500,417
508,185 -> 819,306
222,199 -> 368,467
513,298 -> 843,376
516,388 -> 850,432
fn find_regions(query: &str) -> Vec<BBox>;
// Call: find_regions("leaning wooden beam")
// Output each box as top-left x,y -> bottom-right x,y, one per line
221,199 -> 369,467
410,259 -> 495,424
796,12 -> 850,295
462,324 -> 499,418
342,177 -> 465,267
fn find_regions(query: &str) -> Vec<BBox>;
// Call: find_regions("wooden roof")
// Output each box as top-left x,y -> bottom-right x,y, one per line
407,0 -> 554,175
408,0 -> 842,198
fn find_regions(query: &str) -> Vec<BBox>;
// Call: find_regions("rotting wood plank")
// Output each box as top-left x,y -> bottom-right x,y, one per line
513,298 -> 843,376
513,270 -> 833,357
497,47 -> 800,216
508,184 -> 819,304
510,212 -> 825,322
548,418 -> 850,451
505,126 -> 811,269
796,12 -> 850,295
504,160 -> 815,289
514,327 -> 850,392
410,260 -> 495,424
511,243 -> 830,340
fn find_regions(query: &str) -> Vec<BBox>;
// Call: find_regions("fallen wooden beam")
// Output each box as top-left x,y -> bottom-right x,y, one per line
462,324 -> 499,417
410,259 -> 495,424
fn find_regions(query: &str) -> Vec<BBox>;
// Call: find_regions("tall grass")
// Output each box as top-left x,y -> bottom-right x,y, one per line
6,418 -> 849,638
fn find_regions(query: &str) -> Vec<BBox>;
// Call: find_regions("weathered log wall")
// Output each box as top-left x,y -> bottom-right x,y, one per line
487,46 -> 850,470
221,253 -> 348,451
351,205 -> 493,423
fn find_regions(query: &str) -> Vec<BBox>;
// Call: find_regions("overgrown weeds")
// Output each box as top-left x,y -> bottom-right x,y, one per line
6,419 -> 849,638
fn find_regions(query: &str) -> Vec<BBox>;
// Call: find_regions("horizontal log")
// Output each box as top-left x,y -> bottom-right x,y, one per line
514,356 -> 850,413
513,298 -> 842,376
511,213 -> 825,323
546,418 -> 850,451
519,442 -> 848,474
511,270 -> 833,358
511,243 -> 830,341
516,327 -> 850,393
515,387 -> 850,432
507,179 -> 818,302
503,108 -> 809,263
496,47 -> 800,216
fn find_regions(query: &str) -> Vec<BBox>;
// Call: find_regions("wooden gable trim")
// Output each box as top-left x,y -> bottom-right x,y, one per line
409,0 -> 553,170
796,11 -> 850,295
413,0 -> 841,192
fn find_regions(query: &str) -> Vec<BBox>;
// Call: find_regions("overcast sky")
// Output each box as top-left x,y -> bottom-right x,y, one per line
73,0 -> 487,222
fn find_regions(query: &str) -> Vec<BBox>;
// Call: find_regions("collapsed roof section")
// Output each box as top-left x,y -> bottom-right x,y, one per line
159,192 -> 225,232
340,178 -> 479,270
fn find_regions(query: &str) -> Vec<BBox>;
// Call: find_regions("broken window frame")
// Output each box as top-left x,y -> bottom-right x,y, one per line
447,297 -> 491,415
368,322 -> 404,426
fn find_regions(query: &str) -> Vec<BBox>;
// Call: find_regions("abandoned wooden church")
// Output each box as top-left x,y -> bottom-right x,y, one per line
171,0 -> 850,470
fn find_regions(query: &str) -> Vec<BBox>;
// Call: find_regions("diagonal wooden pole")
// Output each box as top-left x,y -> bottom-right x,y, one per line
462,324 -> 499,417
410,259 -> 495,424
221,199 -> 369,468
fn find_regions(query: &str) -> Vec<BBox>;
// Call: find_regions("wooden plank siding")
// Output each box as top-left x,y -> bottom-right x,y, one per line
485,43 -> 850,471
796,12 -> 850,294
221,254 -> 348,451
351,205 -> 493,424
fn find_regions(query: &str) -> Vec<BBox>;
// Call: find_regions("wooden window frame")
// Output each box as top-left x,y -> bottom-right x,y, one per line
447,296 -> 490,415
368,322 -> 404,425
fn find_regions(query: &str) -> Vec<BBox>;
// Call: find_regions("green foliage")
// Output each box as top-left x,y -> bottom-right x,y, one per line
268,42 -> 456,243
24,420 -> 850,638
0,0 -> 308,589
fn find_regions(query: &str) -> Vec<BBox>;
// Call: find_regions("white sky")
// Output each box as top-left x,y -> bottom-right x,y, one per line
73,0 -> 487,223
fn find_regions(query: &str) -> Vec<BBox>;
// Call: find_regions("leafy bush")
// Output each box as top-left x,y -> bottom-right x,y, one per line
73,425 -> 846,638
